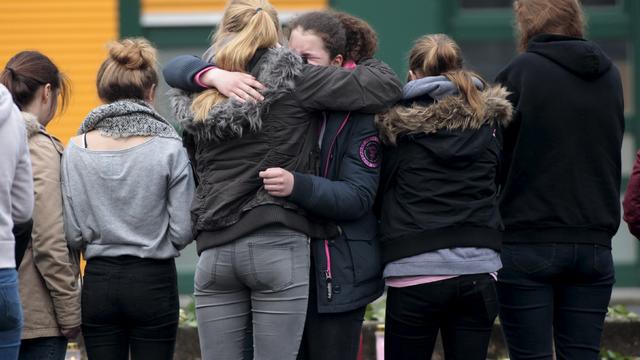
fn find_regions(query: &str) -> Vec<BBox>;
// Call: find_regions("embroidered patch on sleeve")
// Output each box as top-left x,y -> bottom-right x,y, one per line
359,135 -> 381,168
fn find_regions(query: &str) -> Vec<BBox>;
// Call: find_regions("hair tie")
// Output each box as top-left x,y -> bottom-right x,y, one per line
255,7 -> 262,13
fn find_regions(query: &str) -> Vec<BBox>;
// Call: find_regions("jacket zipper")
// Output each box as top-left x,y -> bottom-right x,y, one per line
321,112 -> 351,302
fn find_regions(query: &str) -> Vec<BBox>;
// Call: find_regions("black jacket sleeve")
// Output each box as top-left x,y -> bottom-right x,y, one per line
163,55 -> 212,93
294,59 -> 402,114
288,119 -> 380,220
495,67 -> 521,189
13,219 -> 32,268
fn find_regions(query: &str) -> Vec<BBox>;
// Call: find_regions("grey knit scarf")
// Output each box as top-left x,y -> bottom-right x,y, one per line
79,99 -> 180,140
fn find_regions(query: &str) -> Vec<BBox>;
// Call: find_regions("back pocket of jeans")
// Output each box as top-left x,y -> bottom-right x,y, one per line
503,244 -> 555,275
249,243 -> 294,291
194,248 -> 220,291
0,287 -> 22,331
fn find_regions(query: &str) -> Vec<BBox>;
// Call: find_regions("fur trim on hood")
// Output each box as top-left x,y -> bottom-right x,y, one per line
376,85 -> 513,145
169,47 -> 303,143
21,112 -> 41,138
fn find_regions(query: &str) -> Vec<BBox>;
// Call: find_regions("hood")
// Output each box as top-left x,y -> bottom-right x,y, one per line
0,84 -> 20,127
376,84 -> 512,164
376,83 -> 512,145
527,34 -> 612,80
402,75 -> 484,101
169,47 -> 303,142
21,112 -> 41,138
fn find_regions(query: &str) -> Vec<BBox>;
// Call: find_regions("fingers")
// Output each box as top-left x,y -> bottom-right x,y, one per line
259,168 -> 284,178
240,83 -> 265,101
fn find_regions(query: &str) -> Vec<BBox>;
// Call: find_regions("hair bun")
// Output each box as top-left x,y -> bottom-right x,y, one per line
108,38 -> 157,70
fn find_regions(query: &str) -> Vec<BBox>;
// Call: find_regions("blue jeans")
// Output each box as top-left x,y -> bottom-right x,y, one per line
497,243 -> 615,360
18,336 -> 67,360
0,269 -> 23,360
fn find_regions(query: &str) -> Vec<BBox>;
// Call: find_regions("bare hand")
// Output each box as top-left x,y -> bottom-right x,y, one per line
201,68 -> 265,103
61,326 -> 81,340
259,168 -> 294,197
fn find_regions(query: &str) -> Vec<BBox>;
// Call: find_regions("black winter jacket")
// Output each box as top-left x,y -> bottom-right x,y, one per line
167,48 -> 401,253
496,34 -> 624,247
288,111 -> 383,313
376,86 -> 513,264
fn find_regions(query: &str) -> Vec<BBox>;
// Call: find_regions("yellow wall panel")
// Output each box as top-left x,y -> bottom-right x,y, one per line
0,0 -> 118,144
142,0 -> 327,13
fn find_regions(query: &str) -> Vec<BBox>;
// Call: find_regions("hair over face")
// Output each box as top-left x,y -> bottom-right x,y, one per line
514,0 -> 585,52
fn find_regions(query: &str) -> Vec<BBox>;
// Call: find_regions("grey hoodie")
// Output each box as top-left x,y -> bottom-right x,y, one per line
0,84 -> 34,269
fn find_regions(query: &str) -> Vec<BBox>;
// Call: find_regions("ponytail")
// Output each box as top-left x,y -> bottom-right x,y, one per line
409,34 -> 486,118
192,1 -> 279,122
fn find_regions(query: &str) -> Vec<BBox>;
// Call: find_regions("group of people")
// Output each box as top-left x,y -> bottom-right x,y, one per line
0,0 -> 627,359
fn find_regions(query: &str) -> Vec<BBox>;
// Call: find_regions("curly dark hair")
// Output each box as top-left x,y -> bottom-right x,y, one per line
332,12 -> 378,63
287,11 -> 378,63
287,11 -> 346,59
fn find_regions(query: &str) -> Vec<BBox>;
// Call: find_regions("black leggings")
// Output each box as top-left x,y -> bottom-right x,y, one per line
81,256 -> 179,360
384,273 -> 499,360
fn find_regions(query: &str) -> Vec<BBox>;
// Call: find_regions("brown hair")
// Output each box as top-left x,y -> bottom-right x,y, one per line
333,12 -> 378,63
97,38 -> 159,103
409,34 -> 486,118
0,51 -> 70,113
288,11 -> 346,59
514,0 -> 585,52
191,0 -> 280,121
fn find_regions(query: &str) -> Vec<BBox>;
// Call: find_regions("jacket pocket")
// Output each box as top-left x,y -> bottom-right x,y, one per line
347,239 -> 382,286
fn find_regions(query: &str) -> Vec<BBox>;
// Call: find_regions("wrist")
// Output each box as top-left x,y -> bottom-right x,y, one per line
194,66 -> 217,89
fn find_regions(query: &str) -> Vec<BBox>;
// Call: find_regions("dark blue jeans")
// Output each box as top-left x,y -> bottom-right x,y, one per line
497,243 -> 615,360
0,269 -> 22,360
18,336 -> 67,360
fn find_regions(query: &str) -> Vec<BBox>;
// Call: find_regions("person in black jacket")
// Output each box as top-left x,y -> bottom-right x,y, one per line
494,1 -> 624,359
261,12 -> 384,360
165,2 -> 401,359
376,34 -> 513,360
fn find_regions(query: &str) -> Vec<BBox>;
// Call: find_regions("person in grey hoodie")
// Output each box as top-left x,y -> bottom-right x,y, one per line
0,84 -> 34,360
61,38 -> 194,360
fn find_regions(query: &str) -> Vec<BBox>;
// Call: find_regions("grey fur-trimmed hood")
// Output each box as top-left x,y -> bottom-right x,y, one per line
376,85 -> 513,145
169,47 -> 304,142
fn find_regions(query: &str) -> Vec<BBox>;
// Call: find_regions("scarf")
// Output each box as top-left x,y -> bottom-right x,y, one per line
79,99 -> 180,140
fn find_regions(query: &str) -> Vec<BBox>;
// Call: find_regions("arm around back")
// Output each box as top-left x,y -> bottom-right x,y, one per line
163,55 -> 211,92
166,147 -> 196,250
294,58 -> 402,114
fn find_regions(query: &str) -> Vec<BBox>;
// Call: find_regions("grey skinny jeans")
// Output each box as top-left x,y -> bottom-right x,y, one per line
194,225 -> 310,360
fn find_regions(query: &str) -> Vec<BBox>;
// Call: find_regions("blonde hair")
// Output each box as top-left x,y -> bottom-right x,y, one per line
191,0 -> 280,121
97,38 -> 158,103
514,0 -> 585,52
408,34 -> 486,119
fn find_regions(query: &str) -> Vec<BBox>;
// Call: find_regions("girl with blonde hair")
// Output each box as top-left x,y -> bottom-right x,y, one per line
496,0 -> 624,358
62,38 -> 195,360
376,34 -> 512,360
165,1 -> 401,359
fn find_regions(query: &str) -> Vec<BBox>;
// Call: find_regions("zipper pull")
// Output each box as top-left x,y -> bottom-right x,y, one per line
325,270 -> 333,302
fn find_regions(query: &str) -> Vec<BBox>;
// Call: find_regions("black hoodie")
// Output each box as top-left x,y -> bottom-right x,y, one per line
496,34 -> 624,247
